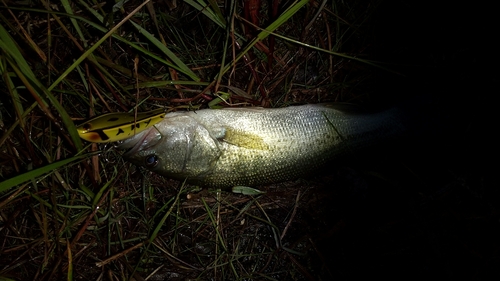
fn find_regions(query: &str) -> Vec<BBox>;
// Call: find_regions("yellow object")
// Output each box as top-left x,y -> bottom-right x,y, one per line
77,108 -> 166,143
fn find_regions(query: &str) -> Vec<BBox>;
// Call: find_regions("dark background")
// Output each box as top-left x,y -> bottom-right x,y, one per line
314,1 -> 498,278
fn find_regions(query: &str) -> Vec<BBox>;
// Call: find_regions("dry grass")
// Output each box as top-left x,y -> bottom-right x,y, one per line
1,0 -> 498,280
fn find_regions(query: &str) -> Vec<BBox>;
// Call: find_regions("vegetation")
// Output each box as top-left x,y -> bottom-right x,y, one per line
0,0 -> 496,280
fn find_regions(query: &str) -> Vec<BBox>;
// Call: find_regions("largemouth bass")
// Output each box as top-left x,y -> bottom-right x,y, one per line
118,103 -> 416,188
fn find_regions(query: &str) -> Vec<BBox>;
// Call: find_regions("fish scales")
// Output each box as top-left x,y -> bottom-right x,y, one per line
119,104 -> 407,188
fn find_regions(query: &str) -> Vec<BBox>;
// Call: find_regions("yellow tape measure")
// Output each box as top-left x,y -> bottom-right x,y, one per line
77,108 -> 166,143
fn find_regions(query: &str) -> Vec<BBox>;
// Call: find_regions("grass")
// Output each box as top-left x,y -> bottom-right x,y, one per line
0,0 -> 497,280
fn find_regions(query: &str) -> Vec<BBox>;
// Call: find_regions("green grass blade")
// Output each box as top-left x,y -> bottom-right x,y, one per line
0,23 -> 84,150
130,21 -> 200,81
1,6 -> 206,82
61,0 -> 88,48
0,56 -> 25,128
0,154 -> 90,193
205,0 -> 226,27
268,30 -> 400,74
201,196 -> 228,252
47,1 -> 151,92
218,0 -> 309,79
76,0 -> 104,22
184,0 -> 226,28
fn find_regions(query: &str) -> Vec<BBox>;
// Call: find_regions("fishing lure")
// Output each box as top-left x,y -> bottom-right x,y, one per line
77,108 -> 166,143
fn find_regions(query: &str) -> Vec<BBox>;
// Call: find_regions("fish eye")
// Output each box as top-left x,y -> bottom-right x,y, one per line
145,154 -> 159,167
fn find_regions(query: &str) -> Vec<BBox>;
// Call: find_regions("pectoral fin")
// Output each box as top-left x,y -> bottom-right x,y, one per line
220,127 -> 269,150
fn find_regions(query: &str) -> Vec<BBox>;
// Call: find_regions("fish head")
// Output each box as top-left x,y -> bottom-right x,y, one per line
118,113 -> 221,181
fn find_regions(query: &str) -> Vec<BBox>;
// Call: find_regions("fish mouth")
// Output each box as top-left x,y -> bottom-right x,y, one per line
117,127 -> 161,157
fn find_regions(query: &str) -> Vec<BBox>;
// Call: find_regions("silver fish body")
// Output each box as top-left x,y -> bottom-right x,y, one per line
119,104 -> 410,188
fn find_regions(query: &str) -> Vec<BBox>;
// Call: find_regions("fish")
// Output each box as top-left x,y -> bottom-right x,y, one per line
118,102 -> 421,188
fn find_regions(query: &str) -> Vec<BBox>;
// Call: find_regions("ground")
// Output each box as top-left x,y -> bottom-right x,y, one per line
0,0 -> 497,280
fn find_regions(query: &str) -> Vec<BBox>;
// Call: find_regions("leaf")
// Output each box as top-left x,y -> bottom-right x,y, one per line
0,155 -> 89,193
130,21 -> 200,82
